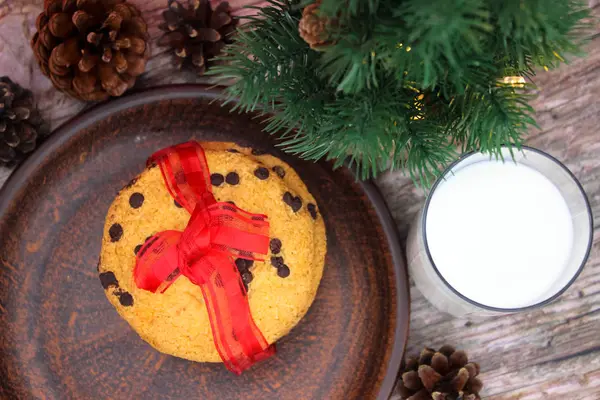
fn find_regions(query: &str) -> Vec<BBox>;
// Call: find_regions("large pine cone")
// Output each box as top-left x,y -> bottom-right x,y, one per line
158,0 -> 236,75
397,346 -> 483,400
31,0 -> 149,101
0,77 -> 49,166
298,1 -> 332,50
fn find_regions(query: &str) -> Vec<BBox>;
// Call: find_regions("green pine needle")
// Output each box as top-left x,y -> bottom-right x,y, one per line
209,0 -> 590,185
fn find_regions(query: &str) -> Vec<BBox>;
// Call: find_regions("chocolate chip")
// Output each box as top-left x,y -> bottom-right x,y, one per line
99,271 -> 119,289
292,198 -> 302,212
109,223 -> 123,242
226,172 -> 240,185
307,203 -> 318,220
145,235 -> 152,242
254,167 -> 269,180
277,265 -> 290,278
129,192 -> 144,209
272,166 -> 285,178
211,173 -> 224,186
241,271 -> 253,285
270,238 -> 282,254
174,200 -> 182,208
283,192 -> 302,212
246,260 -> 254,268
235,258 -> 249,271
227,201 -> 236,206
115,290 -> 134,307
271,256 -> 284,268
227,148 -> 239,153
147,162 -> 157,169
251,149 -> 266,156
134,244 -> 142,255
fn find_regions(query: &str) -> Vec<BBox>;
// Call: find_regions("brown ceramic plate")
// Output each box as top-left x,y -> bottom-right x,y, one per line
0,85 -> 409,400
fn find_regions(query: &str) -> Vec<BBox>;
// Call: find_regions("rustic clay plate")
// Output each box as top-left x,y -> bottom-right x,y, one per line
0,85 -> 409,400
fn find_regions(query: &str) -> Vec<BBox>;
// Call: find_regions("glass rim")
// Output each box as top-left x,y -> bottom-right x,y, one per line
421,145 -> 594,313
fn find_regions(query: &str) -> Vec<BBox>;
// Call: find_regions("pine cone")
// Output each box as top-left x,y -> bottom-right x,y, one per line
0,77 -> 49,166
158,0 -> 236,75
298,1 -> 332,50
397,346 -> 483,400
31,0 -> 149,102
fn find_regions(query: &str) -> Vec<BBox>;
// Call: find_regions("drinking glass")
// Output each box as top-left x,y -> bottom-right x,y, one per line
406,146 -> 593,316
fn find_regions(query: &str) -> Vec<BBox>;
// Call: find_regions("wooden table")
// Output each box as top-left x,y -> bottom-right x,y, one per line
1,0 -> 599,398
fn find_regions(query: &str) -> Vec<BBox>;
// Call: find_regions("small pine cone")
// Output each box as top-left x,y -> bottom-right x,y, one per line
396,346 -> 483,400
298,1 -> 333,50
158,0 -> 236,75
31,0 -> 149,102
0,77 -> 49,166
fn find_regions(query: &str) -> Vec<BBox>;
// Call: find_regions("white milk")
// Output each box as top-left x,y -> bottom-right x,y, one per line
425,160 -> 574,309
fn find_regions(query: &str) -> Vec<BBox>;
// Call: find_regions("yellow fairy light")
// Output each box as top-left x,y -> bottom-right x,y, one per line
410,92 -> 424,120
501,76 -> 526,88
553,51 -> 565,62
406,46 -> 412,52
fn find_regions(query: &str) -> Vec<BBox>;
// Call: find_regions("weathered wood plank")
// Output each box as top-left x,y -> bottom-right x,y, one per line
2,0 -> 600,398
384,3 -> 600,398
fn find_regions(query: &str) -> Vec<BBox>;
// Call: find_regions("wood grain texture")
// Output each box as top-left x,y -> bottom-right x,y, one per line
382,3 -> 600,399
1,0 -> 600,398
0,87 -> 408,400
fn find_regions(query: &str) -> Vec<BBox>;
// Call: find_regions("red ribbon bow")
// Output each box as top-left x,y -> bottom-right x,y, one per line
134,142 -> 275,374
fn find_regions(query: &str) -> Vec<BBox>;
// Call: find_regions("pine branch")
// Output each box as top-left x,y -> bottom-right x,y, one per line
489,0 -> 591,72
210,0 -> 589,185
448,83 -> 538,156
317,0 -> 590,95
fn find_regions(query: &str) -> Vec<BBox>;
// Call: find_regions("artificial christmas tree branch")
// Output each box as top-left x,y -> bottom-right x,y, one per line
211,0 -> 590,185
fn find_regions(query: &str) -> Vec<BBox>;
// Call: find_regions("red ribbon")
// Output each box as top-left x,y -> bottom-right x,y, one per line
133,142 -> 275,374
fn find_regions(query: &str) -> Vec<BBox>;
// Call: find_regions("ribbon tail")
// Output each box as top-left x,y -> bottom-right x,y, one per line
188,252 -> 274,374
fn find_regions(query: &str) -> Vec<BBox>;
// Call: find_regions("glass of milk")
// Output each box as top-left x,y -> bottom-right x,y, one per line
407,146 -> 593,316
